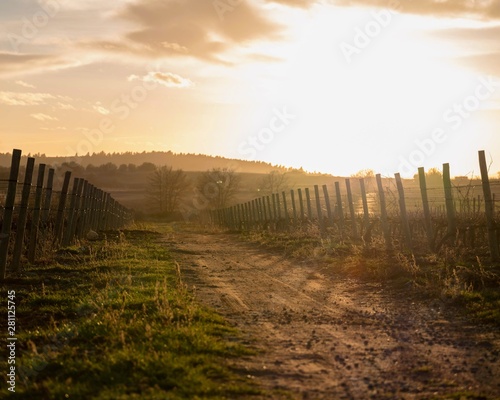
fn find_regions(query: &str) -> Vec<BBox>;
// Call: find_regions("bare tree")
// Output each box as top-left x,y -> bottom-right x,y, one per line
196,168 -> 241,209
148,166 -> 189,214
351,169 -> 375,179
259,170 -> 290,196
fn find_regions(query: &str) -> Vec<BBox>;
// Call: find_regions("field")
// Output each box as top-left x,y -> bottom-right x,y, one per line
1,150 -> 500,399
1,226 -> 263,399
1,220 -> 500,398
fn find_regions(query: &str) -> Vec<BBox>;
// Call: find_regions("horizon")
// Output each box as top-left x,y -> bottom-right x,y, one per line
0,148 -> 492,180
1,1 -> 500,177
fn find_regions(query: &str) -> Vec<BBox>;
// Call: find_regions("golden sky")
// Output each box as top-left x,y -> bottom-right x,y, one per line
0,0 -> 499,177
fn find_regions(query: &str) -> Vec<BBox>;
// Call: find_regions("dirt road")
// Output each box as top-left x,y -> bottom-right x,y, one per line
163,229 -> 500,399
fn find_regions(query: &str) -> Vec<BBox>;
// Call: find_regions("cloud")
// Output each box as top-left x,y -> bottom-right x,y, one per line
15,80 -> 36,89
93,102 -> 111,115
457,52 -> 500,78
332,0 -> 500,20
57,102 -> 76,110
0,91 -> 57,106
432,25 -> 500,51
89,0 -> 282,63
267,0 -> 311,8
0,52 -> 80,77
40,126 -> 67,131
246,53 -> 284,63
128,71 -> 194,88
430,26 -> 500,77
30,113 -> 59,122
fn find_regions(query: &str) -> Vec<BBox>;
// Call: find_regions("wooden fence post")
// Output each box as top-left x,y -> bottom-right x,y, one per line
282,191 -> 289,226
237,204 -> 243,230
76,181 -> 89,237
63,178 -> 80,247
376,174 -> 392,250
97,190 -> 105,229
83,184 -> 95,234
97,189 -> 107,231
314,185 -> 324,232
266,196 -> 272,223
305,188 -> 313,221
11,157 -> 35,272
272,194 -> 278,221
228,206 -> 233,230
418,167 -> 434,251
251,199 -> 258,226
395,173 -> 412,250
69,178 -> 85,243
0,149 -> 22,280
345,178 -> 358,239
255,199 -> 261,226
290,189 -> 298,225
478,150 -> 499,262
334,182 -> 345,233
359,178 -> 370,232
54,171 -> 72,245
259,197 -> 266,224
298,189 -> 305,221
276,193 -> 282,220
443,163 -> 457,240
90,188 -> 101,230
255,199 -> 262,226
42,168 -> 55,224
28,164 -> 46,264
244,202 -> 250,228
91,187 -> 100,230
322,185 -> 333,226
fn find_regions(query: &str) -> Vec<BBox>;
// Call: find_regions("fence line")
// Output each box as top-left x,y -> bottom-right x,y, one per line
0,149 -> 133,281
211,150 -> 500,262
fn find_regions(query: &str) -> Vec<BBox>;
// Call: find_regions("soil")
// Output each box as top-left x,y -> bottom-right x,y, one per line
162,228 -> 500,399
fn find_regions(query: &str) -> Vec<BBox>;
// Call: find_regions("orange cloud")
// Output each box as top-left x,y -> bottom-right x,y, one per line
0,91 -> 56,106
431,26 -> 500,77
268,0 -> 311,8
89,0 -> 282,63
332,0 -> 500,19
30,113 -> 59,121
128,72 -> 194,88
0,52 -> 78,77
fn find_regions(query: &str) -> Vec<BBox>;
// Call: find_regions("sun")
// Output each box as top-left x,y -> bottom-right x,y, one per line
232,5 -> 484,176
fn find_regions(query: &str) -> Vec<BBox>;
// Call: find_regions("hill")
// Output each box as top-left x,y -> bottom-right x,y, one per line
0,151 -> 296,174
0,150 -> 339,215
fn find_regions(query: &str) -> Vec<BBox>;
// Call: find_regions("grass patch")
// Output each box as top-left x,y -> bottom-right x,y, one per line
1,228 -> 261,399
241,228 -> 500,327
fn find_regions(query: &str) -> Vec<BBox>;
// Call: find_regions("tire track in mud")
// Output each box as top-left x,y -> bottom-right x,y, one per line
163,231 -> 500,399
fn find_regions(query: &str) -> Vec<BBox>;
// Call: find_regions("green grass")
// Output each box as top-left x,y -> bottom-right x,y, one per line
1,229 -> 261,399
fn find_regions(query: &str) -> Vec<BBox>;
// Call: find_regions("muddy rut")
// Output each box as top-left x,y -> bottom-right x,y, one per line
162,229 -> 500,399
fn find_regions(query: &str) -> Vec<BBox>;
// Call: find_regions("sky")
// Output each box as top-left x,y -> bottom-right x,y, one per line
0,0 -> 500,177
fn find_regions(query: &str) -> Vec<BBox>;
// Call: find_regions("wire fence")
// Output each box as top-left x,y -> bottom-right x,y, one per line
0,149 -> 133,281
212,150 -> 500,262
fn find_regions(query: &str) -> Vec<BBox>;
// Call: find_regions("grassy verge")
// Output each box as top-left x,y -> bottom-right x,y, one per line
242,228 -> 500,327
1,228 -> 261,399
